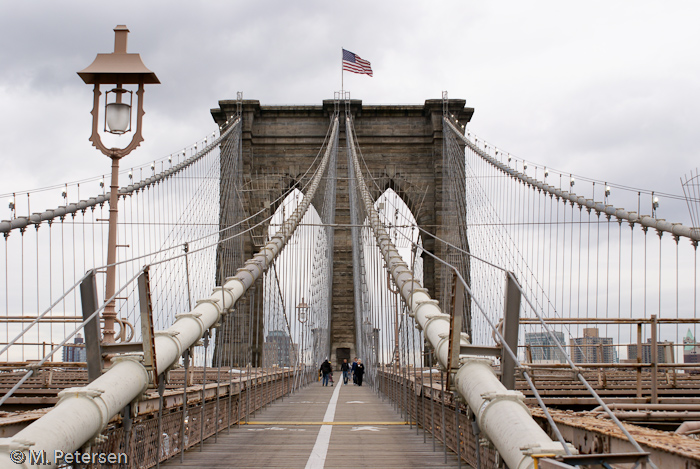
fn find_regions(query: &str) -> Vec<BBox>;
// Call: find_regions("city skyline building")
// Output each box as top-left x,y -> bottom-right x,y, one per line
62,333 -> 86,363
263,330 -> 296,368
627,339 -> 674,365
570,328 -> 614,364
524,331 -> 567,363
684,328 -> 699,373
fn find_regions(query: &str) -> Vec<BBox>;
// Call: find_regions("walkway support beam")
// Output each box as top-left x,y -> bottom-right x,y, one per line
0,117 -> 339,468
346,115 -> 569,469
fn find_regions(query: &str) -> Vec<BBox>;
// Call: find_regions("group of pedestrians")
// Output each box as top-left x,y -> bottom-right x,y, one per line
319,357 -> 365,386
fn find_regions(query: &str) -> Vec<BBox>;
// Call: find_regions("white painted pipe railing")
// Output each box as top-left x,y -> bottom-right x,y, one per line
0,117 -> 338,468
346,116 -> 571,469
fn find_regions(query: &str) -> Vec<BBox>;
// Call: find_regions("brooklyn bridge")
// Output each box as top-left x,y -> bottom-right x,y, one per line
1,27 -> 700,469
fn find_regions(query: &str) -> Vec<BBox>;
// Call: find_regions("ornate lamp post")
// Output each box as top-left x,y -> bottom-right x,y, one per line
77,25 -> 159,353
296,298 -> 309,368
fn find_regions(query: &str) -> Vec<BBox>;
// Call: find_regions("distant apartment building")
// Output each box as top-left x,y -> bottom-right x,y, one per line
62,333 -> 87,363
570,328 -> 614,363
684,328 -> 699,373
524,331 -> 567,363
627,339 -> 674,364
263,330 -> 295,368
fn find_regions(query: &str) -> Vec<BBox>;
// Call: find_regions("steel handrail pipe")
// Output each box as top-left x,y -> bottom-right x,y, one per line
675,421 -> 700,435
345,115 -> 570,469
0,116 -> 338,468
595,411 -> 700,421
444,118 -> 700,243
0,118 -> 239,235
593,403 -> 700,412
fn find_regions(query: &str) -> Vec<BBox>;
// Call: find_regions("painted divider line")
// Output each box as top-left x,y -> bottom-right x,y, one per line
304,383 -> 342,469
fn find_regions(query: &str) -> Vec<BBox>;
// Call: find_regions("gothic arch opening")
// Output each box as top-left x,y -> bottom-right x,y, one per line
356,188 -> 423,367
262,188 -> 331,370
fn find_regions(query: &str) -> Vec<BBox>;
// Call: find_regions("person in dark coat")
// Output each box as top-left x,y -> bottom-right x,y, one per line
351,357 -> 358,385
341,359 -> 350,385
355,359 -> 365,386
320,359 -> 333,386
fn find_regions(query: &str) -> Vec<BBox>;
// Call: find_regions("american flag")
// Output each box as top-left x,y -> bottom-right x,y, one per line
342,49 -> 373,77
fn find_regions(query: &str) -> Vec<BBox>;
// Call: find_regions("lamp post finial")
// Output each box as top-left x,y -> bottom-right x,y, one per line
114,25 -> 129,54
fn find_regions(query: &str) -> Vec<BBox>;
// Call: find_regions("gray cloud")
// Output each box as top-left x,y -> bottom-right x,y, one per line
1,0 -> 699,225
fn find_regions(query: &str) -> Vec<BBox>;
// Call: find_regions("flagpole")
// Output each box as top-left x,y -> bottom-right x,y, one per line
341,47 -> 344,95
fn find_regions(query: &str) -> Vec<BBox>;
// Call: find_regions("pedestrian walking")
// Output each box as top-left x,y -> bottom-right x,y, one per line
319,359 -> 332,386
351,357 -> 358,385
341,358 -> 350,385
355,359 -> 365,386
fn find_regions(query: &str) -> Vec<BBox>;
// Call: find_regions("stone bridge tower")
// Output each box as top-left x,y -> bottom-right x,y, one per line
211,98 -> 473,367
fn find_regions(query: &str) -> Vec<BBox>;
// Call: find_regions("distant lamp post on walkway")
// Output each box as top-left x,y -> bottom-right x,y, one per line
296,298 -> 309,367
77,25 -> 160,353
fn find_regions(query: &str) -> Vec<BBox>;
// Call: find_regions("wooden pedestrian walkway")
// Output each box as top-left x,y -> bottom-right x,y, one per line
162,380 -> 464,468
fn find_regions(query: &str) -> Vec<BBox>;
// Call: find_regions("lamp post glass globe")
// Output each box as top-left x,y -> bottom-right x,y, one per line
104,87 -> 132,135
296,299 -> 309,366
296,299 -> 309,324
105,102 -> 131,134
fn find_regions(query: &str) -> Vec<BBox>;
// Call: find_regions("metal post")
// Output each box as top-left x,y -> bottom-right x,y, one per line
184,243 -> 192,311
502,272 -> 521,390
651,314 -> 658,404
79,270 -> 102,382
414,341 -> 419,435
246,363 -> 250,424
441,370 -> 447,463
214,350 -> 220,442
471,409 -> 482,469
405,339 -> 410,426
429,348 -> 435,451
455,400 -> 461,469
422,347 -> 427,443
121,404 -> 132,469
227,318 -> 233,433
199,331 -> 209,452
155,375 -> 166,469
448,275 -> 463,385
179,349 -> 189,462
636,323 -> 643,398
102,156 -> 121,353
389,272 -> 400,366
137,267 -> 158,383
405,335 -> 411,429
237,374 -> 241,428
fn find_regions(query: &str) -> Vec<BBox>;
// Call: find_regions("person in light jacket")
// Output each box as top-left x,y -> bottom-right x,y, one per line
355,359 -> 365,386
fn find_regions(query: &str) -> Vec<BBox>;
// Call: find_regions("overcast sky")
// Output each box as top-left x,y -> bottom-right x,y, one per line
1,1 -> 699,224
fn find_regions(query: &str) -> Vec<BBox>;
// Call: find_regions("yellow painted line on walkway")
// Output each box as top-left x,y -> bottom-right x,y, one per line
245,421 -> 409,426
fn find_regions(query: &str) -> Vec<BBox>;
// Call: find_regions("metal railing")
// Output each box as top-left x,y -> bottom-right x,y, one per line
66,367 -> 315,469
